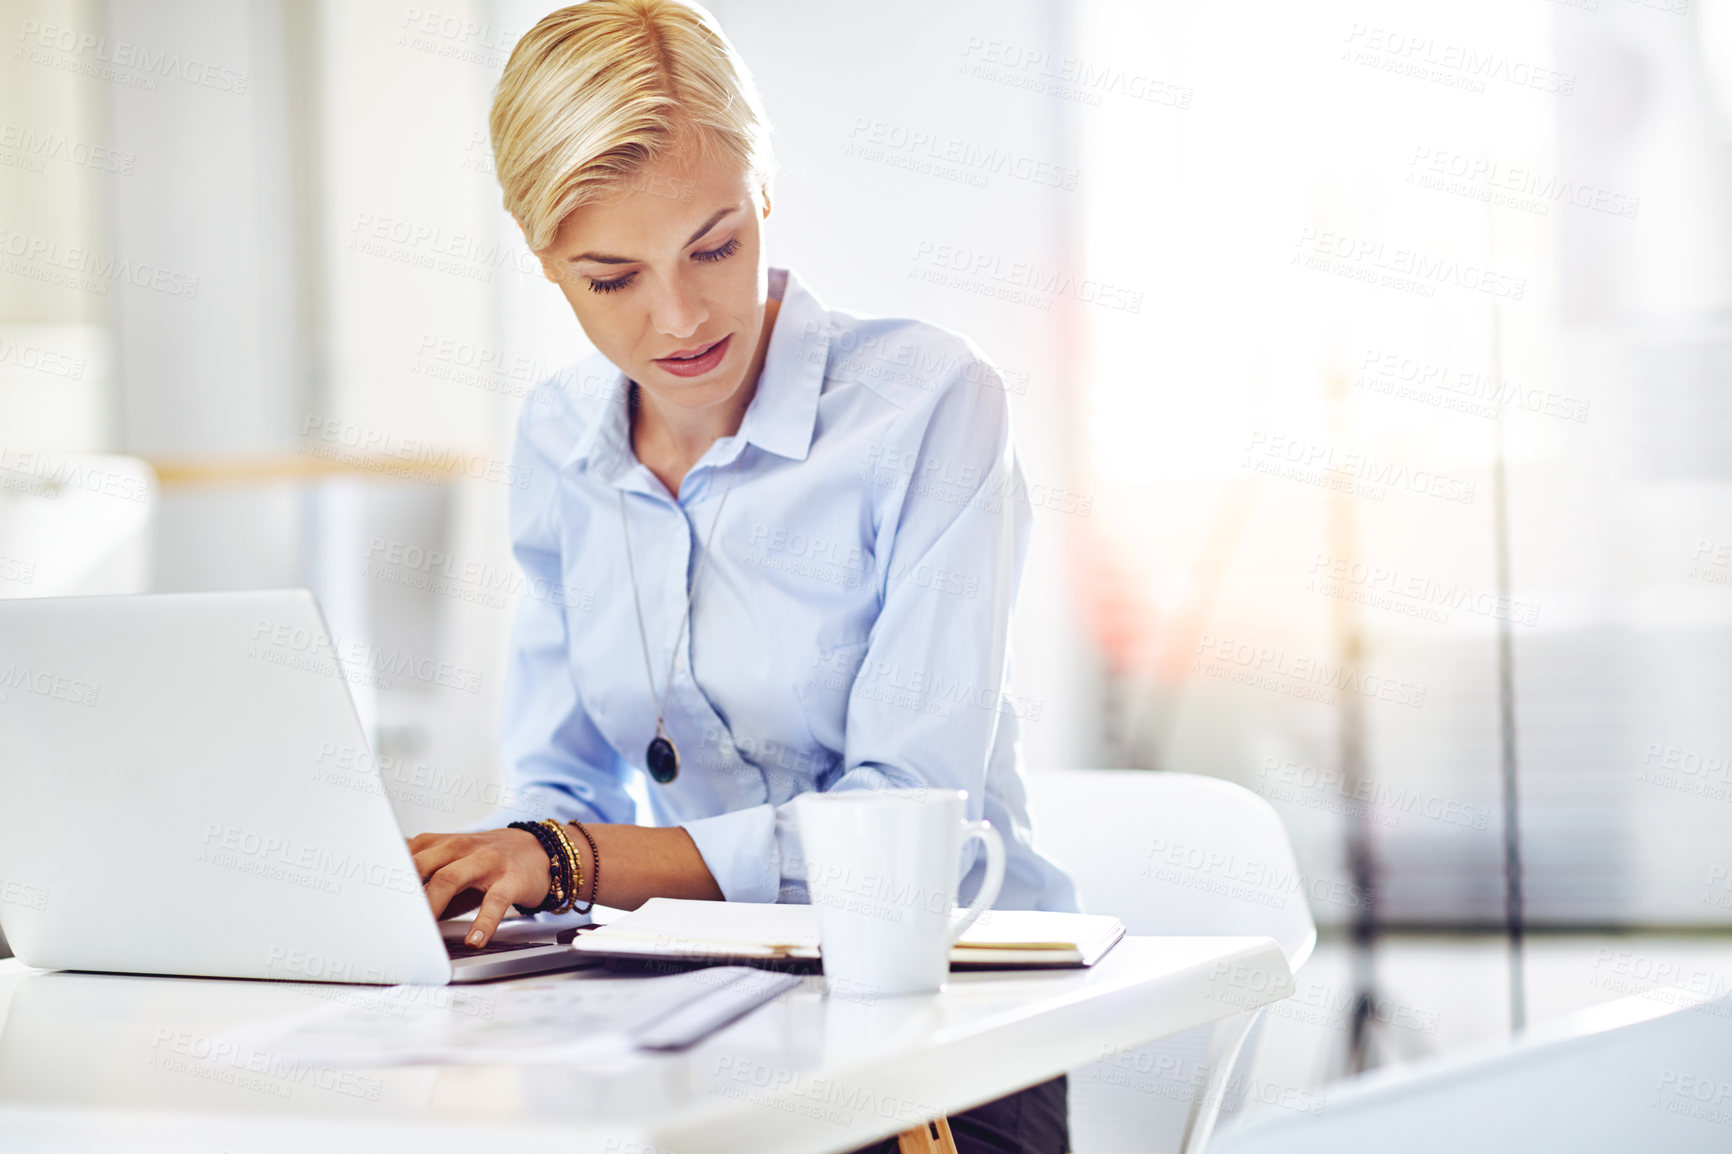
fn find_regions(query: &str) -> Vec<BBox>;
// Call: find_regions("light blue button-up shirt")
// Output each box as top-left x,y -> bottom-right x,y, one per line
473,265 -> 1077,912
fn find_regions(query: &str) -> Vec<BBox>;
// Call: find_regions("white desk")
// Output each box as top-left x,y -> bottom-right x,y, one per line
0,936 -> 1291,1154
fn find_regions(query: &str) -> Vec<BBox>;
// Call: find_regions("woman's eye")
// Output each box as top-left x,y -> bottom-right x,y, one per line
586,273 -> 635,295
694,236 -> 741,263
581,238 -> 738,294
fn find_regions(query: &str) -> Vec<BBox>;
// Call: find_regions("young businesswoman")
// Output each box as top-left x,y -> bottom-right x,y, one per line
409,3 -> 1076,1148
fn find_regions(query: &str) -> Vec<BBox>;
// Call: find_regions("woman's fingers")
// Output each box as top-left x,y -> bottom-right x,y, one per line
423,854 -> 493,920
410,834 -> 473,885
465,886 -> 520,948
414,827 -> 554,933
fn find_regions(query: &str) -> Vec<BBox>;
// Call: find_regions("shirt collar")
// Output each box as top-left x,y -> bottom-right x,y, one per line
560,265 -> 830,480
734,265 -> 827,462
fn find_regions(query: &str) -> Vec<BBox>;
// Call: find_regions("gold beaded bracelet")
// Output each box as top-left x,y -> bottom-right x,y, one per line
540,819 -> 582,916
509,820 -> 567,914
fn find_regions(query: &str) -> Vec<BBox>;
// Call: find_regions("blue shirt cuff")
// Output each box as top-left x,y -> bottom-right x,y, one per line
680,804 -> 784,904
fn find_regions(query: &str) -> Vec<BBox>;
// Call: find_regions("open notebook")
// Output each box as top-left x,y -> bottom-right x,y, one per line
571,898 -> 1125,969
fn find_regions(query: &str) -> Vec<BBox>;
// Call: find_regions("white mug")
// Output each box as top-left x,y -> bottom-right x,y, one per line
796,788 -> 1006,997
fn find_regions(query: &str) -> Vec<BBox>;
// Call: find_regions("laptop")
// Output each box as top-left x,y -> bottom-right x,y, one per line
0,589 -> 594,985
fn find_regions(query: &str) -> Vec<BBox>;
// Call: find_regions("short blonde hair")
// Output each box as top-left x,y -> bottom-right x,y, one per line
490,0 -> 776,253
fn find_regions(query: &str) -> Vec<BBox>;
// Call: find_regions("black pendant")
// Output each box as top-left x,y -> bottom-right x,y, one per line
647,734 -> 680,784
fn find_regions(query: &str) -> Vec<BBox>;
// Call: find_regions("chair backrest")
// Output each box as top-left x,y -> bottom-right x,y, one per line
0,454 -> 156,597
1208,993 -> 1732,1153
1025,769 -> 1316,970
1025,769 -> 1317,1154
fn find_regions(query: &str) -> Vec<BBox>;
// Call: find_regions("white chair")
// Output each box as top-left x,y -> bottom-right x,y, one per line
1207,992 -> 1732,1153
1025,769 -> 1317,1154
0,453 -> 156,597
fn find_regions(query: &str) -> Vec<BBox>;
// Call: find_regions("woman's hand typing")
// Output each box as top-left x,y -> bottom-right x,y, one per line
410,822 -> 725,946
408,828 -> 552,947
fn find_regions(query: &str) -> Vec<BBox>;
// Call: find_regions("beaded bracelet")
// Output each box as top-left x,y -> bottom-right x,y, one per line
508,820 -> 570,914
545,822 -> 576,914
568,820 -> 600,914
526,820 -> 569,913
540,819 -> 582,915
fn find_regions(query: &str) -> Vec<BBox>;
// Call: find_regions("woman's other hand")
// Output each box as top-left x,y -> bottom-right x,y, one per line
408,828 -> 551,947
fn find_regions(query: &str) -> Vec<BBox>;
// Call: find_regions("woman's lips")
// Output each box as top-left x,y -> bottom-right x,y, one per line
654,334 -> 731,378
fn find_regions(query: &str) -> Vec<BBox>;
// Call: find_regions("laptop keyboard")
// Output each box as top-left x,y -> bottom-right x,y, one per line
443,925 -> 589,957
446,938 -> 550,957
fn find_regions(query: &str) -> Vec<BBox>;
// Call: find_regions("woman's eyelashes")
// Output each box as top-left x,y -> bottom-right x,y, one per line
693,235 -> 742,264
584,236 -> 743,295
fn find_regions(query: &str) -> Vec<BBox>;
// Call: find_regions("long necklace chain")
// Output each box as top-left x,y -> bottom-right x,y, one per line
617,391 -> 744,748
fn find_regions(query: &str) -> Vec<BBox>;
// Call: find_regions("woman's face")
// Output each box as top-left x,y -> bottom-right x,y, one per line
535,149 -> 771,421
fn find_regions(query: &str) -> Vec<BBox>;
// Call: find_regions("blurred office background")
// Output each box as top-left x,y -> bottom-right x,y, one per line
3,0 -> 1730,1122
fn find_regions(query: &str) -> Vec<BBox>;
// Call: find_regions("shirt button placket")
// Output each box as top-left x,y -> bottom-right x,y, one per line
675,465 -> 765,804
669,496 -> 694,700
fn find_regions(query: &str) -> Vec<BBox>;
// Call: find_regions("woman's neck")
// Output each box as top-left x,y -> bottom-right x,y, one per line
630,383 -> 753,495
630,294 -> 781,498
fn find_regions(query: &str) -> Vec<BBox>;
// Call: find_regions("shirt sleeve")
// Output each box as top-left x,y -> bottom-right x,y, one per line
461,387 -> 638,834
680,351 -> 1032,903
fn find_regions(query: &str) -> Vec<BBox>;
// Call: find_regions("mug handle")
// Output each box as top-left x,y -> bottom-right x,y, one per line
948,820 -> 1006,946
